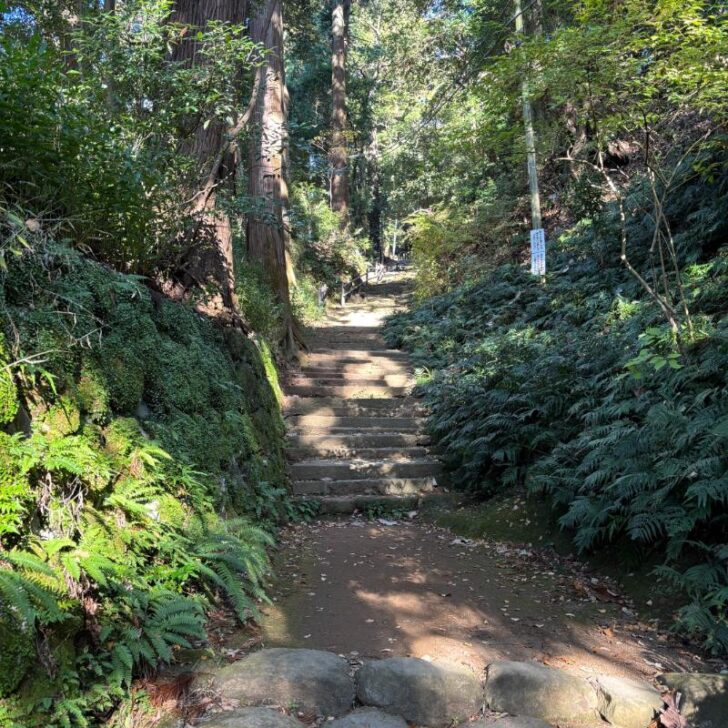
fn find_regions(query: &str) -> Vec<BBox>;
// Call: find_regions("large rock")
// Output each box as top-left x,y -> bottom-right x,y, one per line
356,657 -> 482,727
657,672 -> 728,728
201,648 -> 355,717
484,661 -> 598,725
470,718 -> 553,728
328,707 -> 408,728
593,675 -> 664,728
200,707 -> 303,728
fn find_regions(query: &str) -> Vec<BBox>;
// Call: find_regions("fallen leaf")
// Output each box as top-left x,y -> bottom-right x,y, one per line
658,691 -> 687,728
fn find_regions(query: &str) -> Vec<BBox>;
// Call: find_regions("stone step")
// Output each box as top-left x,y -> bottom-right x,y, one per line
306,326 -> 382,336
288,375 -> 411,388
286,415 -> 425,431
308,333 -> 387,344
288,427 -> 429,438
303,349 -> 409,361
292,476 -> 437,496
289,459 -> 441,481
300,358 -> 409,371
283,396 -> 426,417
301,363 -> 411,376
288,432 -> 431,449
287,384 -> 409,398
286,445 -> 431,462
295,494 -> 425,515
308,342 -> 394,351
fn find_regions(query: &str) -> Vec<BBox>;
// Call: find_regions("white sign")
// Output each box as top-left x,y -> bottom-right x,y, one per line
530,228 -> 546,275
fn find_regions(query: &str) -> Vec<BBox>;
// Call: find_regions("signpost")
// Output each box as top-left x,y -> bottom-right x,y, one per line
514,0 -> 546,277
530,228 -> 546,275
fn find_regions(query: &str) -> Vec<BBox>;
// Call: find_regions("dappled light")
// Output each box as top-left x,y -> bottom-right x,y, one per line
1,0 -> 726,725
262,520 -> 696,682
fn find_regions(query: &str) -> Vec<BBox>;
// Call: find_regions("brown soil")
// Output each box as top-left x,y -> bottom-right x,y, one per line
257,517 -> 709,684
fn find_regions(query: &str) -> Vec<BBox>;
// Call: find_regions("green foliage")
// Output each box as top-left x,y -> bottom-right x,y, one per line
0,240 -> 289,723
0,335 -> 19,425
362,502 -> 412,521
236,257 -> 286,347
406,205 -> 495,300
290,183 -> 369,287
0,0 -> 259,271
385,166 -> 728,653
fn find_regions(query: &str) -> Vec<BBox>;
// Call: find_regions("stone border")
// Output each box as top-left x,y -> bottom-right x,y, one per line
187,648 -> 725,728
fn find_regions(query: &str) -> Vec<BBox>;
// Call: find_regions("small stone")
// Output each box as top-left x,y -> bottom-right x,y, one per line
356,657 -> 482,727
593,675 -> 663,728
328,707 -> 408,728
657,672 -> 728,728
484,661 -> 598,724
197,648 -> 354,717
199,707 -> 303,727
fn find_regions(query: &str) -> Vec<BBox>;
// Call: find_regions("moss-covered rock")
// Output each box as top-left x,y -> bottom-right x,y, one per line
0,244 -> 290,721
1,246 -> 287,511
75,366 -> 110,422
33,396 -> 81,439
0,369 -> 18,425
0,334 -> 19,426
0,616 -> 34,698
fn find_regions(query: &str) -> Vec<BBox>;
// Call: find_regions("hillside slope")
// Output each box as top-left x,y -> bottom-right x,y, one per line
0,242 -> 289,724
384,171 -> 728,654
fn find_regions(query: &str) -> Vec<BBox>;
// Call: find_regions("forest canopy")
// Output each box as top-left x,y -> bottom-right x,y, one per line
0,0 -> 726,724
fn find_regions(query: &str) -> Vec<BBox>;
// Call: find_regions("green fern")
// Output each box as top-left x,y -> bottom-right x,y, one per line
386,167 -> 728,652
0,549 -> 66,628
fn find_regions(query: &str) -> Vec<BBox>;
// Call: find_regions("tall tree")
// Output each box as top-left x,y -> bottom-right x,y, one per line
247,0 -> 299,355
330,0 -> 349,223
170,0 -> 249,322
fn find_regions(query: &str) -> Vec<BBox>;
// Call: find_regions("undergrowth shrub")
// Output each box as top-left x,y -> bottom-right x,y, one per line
0,232 -> 289,725
290,183 -> 369,288
0,2 -> 258,273
405,178 -> 524,300
385,167 -> 728,653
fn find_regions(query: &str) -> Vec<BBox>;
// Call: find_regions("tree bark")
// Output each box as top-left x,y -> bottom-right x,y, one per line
247,0 -> 299,355
514,0 -> 542,231
170,0 -> 248,321
330,0 -> 349,224
367,127 -> 383,261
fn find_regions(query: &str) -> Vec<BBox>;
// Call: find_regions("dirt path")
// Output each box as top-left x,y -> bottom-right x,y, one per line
160,270 -> 721,728
257,517 -> 703,685
253,269 -> 714,690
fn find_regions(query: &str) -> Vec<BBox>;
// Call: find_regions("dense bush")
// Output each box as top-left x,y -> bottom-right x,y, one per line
405,178 -> 524,300
385,168 -> 728,653
0,2 -> 257,272
290,183 -> 370,287
0,229 -> 289,725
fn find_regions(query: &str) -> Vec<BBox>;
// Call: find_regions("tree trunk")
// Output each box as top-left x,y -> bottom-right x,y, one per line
367,127 -> 383,261
247,0 -> 299,355
170,0 -> 248,321
514,0 -> 542,231
330,0 -> 349,224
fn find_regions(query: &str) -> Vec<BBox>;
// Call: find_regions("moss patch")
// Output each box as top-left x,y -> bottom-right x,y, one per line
0,617 -> 34,698
1,247 -> 287,515
0,334 -> 19,425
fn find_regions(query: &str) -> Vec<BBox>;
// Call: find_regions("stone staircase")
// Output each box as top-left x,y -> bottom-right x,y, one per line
283,273 -> 442,514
